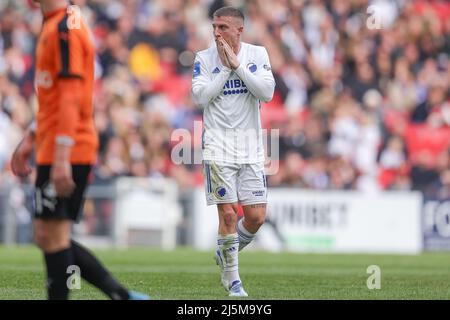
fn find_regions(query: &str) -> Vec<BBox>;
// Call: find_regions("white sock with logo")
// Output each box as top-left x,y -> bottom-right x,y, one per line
217,233 -> 240,286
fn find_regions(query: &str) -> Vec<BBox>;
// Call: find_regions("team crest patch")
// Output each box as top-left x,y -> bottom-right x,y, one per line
193,61 -> 200,78
247,62 -> 257,73
215,186 -> 227,198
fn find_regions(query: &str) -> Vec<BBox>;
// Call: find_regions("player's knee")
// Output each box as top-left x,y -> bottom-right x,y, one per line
33,223 -> 69,252
255,216 -> 266,228
221,210 -> 237,228
34,234 -> 69,252
33,229 -> 53,251
248,214 -> 266,228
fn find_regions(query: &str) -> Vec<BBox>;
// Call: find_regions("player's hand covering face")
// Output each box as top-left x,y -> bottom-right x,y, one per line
215,35 -> 231,68
221,39 -> 239,69
212,15 -> 243,63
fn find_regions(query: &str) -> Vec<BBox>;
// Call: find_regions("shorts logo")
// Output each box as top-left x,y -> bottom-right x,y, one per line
215,186 -> 227,198
37,182 -> 58,212
252,190 -> 265,197
43,182 -> 57,199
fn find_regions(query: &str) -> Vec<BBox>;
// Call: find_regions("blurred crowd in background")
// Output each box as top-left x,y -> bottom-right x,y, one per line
0,0 -> 449,198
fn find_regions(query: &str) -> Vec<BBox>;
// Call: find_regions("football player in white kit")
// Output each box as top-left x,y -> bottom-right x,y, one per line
191,6 -> 275,297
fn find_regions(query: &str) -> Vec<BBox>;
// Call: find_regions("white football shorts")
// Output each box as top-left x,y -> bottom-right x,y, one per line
203,160 -> 267,206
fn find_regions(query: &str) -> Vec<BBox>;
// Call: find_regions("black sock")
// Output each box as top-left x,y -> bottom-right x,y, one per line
71,240 -> 129,300
44,247 -> 74,300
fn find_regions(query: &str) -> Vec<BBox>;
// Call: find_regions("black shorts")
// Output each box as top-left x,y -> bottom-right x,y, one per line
34,165 -> 92,222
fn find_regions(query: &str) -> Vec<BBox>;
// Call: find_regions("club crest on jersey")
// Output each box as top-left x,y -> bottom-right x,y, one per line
215,186 -> 227,198
247,62 -> 257,73
193,61 -> 200,78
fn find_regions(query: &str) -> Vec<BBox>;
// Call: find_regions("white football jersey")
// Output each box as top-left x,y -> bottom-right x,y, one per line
192,42 -> 275,164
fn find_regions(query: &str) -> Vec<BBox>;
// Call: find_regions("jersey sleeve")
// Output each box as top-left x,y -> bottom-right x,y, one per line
56,15 -> 85,79
191,53 -> 232,108
54,16 -> 87,146
234,47 -> 275,102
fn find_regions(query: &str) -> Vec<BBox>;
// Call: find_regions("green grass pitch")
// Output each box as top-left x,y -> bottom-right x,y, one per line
1,246 -> 450,300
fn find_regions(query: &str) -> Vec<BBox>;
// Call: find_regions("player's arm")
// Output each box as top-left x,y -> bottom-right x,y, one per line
51,22 -> 86,197
191,54 -> 232,107
52,77 -> 80,197
10,121 -> 36,178
223,43 -> 275,102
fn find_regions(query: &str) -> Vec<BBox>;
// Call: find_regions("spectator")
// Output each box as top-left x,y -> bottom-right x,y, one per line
0,0 -> 448,201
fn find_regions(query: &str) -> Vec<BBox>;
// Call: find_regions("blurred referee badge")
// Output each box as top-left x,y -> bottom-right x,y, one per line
66,265 -> 81,290
366,265 -> 381,290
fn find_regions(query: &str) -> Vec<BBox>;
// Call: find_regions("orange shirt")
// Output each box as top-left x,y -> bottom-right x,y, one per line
35,7 -> 98,165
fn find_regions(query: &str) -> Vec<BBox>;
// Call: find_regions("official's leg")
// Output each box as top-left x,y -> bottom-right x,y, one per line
66,165 -> 147,300
35,164 -> 148,300
34,218 -> 73,300
71,240 -> 131,300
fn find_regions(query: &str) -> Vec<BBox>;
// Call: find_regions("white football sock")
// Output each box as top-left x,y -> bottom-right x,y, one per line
237,218 -> 255,251
217,233 -> 240,285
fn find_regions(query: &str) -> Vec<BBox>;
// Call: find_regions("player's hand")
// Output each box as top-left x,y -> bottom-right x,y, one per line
11,131 -> 34,178
215,36 -> 231,68
221,39 -> 240,70
51,142 -> 75,197
51,160 -> 76,198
